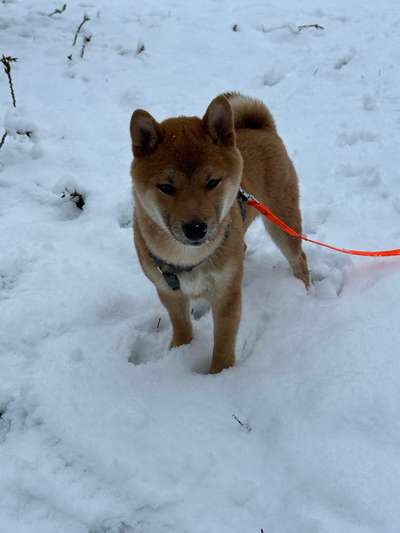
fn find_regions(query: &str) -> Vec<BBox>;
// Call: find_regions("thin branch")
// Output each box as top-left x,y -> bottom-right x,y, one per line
1,55 -> 18,107
258,22 -> 324,34
48,3 -> 66,17
17,129 -> 32,138
232,414 -> 252,433
80,34 -> 92,58
297,23 -> 325,31
0,131 -> 8,150
72,14 -> 90,46
136,40 -> 145,55
0,55 -> 33,148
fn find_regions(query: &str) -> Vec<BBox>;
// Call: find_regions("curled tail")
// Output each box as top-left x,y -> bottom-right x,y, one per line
222,92 -> 276,133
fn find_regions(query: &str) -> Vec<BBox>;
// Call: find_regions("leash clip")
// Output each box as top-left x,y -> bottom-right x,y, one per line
238,187 -> 258,204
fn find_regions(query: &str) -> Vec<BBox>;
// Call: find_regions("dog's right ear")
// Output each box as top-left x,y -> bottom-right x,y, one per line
203,96 -> 235,146
130,110 -> 161,157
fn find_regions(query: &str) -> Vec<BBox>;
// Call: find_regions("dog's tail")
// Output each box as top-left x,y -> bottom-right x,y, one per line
222,92 -> 277,133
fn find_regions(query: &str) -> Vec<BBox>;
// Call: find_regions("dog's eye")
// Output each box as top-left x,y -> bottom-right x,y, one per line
157,183 -> 176,196
206,178 -> 221,190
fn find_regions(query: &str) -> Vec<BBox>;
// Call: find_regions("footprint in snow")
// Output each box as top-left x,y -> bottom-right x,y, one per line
0,251 -> 38,301
89,520 -> 135,533
0,403 -> 12,443
303,206 -> 331,236
128,314 -> 169,365
116,200 -> 132,228
393,197 -> 400,214
336,130 -> 378,147
310,254 -> 350,298
336,164 -> 381,187
334,48 -> 355,70
312,266 -> 345,298
263,66 -> 285,87
129,333 -> 162,365
362,93 -> 377,112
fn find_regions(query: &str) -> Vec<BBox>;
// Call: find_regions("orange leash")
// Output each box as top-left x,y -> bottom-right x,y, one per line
239,188 -> 400,258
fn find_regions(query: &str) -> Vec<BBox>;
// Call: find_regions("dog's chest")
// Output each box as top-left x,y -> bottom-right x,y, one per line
177,262 -> 232,297
178,268 -> 210,297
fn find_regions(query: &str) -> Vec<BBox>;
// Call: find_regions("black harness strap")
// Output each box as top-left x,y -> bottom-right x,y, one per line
237,188 -> 248,221
148,251 -> 199,291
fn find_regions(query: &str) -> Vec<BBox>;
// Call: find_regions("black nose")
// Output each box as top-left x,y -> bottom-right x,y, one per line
182,220 -> 208,242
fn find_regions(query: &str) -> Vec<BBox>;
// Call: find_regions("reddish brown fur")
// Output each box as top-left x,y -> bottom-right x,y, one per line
130,94 -> 309,373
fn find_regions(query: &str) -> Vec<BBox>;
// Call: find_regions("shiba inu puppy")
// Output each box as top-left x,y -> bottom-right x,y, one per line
130,93 -> 309,373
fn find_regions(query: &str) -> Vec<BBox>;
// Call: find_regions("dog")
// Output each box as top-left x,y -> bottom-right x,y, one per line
129,93 -> 309,373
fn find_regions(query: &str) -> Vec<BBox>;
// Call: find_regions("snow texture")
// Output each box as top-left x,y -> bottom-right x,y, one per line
1,1 -> 400,532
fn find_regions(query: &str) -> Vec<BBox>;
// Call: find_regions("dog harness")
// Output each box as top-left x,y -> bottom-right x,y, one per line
149,251 -> 202,291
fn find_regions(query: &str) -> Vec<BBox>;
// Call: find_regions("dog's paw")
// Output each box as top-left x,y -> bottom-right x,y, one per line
209,355 -> 234,374
170,333 -> 193,349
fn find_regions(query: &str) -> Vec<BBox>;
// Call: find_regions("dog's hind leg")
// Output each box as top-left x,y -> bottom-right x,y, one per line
157,289 -> 193,348
262,209 -> 310,289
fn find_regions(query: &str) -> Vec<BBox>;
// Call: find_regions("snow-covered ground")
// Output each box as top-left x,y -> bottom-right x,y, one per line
1,1 -> 400,532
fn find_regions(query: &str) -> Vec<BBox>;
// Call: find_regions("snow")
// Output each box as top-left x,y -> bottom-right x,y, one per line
1,1 -> 400,532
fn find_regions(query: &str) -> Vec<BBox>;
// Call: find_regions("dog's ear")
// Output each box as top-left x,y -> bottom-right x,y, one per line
203,96 -> 235,146
130,109 -> 161,157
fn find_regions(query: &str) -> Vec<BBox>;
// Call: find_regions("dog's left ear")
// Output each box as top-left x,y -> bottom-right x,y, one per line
203,96 -> 235,146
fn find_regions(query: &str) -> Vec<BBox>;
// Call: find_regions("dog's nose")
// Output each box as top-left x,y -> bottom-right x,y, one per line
182,220 -> 208,242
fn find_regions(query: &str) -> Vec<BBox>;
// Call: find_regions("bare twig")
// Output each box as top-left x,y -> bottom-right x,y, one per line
297,23 -> 324,31
0,131 -> 8,149
1,55 -> 33,149
258,22 -> 324,35
232,414 -> 252,433
72,14 -> 90,46
17,129 -> 32,138
136,40 -> 145,55
1,55 -> 18,107
0,55 -> 17,149
156,318 -> 161,330
80,33 -> 92,58
48,3 -> 66,17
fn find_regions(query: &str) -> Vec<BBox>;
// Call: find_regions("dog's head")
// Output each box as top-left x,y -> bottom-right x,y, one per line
130,96 -> 243,246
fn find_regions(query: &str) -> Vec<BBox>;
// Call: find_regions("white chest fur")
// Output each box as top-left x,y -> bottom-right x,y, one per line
177,261 -> 233,298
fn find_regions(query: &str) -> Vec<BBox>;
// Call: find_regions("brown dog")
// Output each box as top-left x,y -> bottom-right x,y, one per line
129,93 -> 309,373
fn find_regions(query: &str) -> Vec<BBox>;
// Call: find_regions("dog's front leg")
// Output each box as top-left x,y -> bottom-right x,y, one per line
209,276 -> 242,374
157,289 -> 193,348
